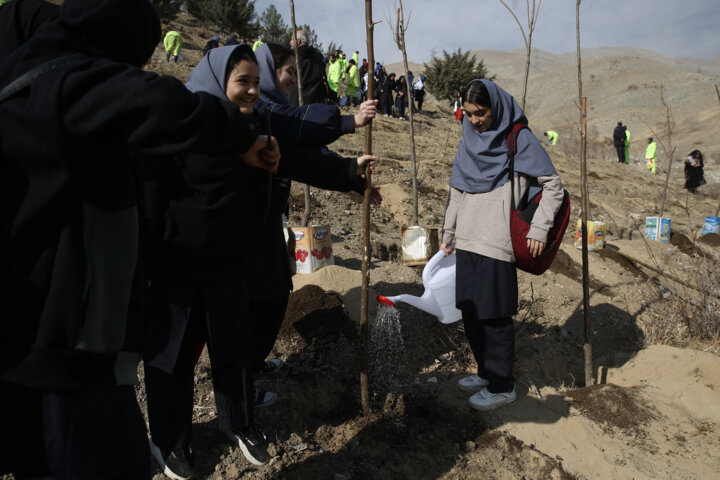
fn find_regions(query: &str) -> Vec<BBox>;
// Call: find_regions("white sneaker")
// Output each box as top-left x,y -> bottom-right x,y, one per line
468,387 -> 517,411
457,374 -> 489,392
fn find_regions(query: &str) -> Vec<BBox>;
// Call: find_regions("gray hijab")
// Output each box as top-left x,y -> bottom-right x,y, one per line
185,44 -> 254,99
449,79 -> 556,193
254,43 -> 288,105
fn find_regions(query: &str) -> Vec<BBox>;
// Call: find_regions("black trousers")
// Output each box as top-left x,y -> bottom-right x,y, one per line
616,144 -> 625,163
250,296 -> 289,370
0,383 -> 150,480
462,315 -> 515,393
145,281 -> 254,455
456,250 -> 517,394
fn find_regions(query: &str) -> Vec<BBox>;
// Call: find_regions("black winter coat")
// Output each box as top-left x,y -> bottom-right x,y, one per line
0,0 -> 258,390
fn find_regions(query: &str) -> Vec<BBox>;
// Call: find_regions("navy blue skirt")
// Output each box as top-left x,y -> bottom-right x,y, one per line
455,249 -> 517,320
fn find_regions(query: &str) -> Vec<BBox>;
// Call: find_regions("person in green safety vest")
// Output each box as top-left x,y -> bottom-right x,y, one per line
345,58 -> 360,106
544,130 -> 558,145
624,126 -> 631,164
352,50 -> 359,65
252,36 -> 264,51
163,30 -> 182,62
645,138 -> 657,174
327,52 -> 342,104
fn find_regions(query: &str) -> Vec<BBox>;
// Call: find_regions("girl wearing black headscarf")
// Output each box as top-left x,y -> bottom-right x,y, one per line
441,80 -> 564,412
684,149 -> 706,194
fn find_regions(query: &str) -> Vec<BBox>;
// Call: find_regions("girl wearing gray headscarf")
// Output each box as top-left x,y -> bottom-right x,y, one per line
441,79 -> 564,411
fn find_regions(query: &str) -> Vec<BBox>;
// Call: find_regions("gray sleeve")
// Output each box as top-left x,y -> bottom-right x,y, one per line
527,174 -> 564,243
442,187 -> 461,245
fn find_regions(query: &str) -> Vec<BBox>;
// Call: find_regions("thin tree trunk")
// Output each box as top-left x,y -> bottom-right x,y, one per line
577,0 -> 593,386
659,88 -> 674,218
390,0 -> 419,225
289,0 -> 312,227
360,0 -> 375,417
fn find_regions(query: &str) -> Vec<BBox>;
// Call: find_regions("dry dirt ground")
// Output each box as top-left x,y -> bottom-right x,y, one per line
131,13 -> 720,480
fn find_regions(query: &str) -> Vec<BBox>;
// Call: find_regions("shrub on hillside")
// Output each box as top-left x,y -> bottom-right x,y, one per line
423,48 -> 494,107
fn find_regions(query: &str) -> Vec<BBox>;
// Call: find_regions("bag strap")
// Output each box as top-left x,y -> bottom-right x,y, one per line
0,54 -> 82,103
507,122 -> 528,210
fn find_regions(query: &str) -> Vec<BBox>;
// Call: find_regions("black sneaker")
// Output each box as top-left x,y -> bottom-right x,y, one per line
227,425 -> 271,466
253,388 -> 277,408
258,358 -> 283,376
149,441 -> 195,480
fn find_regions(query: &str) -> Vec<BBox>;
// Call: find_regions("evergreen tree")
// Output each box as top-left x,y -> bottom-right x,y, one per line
185,0 -> 209,28
206,0 -> 257,35
423,48 -> 494,105
325,41 -> 343,57
258,5 -> 287,43
151,0 -> 180,21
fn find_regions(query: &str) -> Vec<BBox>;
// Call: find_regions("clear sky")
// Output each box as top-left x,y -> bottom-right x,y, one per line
253,0 -> 719,65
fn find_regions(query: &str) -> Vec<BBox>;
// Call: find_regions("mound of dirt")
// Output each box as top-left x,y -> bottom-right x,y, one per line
565,383 -> 657,433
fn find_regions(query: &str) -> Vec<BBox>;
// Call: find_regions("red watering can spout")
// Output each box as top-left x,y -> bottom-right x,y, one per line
376,295 -> 396,307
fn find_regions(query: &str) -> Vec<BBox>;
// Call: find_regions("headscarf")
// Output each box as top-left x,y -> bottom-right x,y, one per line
449,79 -> 556,193
185,44 -> 255,100
254,42 -> 288,105
0,0 -> 160,76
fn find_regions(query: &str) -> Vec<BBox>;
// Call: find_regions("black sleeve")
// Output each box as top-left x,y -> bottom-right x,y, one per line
276,144 -> 366,194
256,98 -> 355,147
61,60 -> 258,157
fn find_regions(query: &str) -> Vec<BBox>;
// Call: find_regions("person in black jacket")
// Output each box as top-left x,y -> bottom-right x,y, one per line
288,29 -> 328,105
613,121 -> 626,163
382,72 -> 396,117
0,0 -> 58,62
0,1 -> 279,479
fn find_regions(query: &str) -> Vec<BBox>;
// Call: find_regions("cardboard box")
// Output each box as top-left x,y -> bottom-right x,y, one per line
574,219 -> 607,250
401,225 -> 439,266
291,225 -> 334,274
644,217 -> 671,243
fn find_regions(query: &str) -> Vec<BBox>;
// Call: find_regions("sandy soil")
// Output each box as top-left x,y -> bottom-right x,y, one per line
129,12 -> 720,480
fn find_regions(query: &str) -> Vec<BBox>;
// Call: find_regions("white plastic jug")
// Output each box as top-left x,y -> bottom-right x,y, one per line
378,249 -> 462,324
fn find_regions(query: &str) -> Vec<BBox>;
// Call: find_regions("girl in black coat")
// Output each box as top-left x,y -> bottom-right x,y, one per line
382,72 -> 396,116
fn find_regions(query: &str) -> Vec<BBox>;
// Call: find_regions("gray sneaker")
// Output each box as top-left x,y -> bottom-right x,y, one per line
457,374 -> 489,392
468,387 -> 517,411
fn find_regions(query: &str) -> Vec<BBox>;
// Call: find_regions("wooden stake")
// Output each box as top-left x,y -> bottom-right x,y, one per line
360,0 -> 375,417
289,0 -> 312,227
659,86 -> 674,218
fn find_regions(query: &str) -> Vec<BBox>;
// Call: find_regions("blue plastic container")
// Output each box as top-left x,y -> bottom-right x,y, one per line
701,216 -> 720,235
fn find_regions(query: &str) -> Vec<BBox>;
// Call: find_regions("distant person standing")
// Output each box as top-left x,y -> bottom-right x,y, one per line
382,72 -> 395,117
225,34 -> 239,46
544,130 -> 558,146
645,138 -> 657,174
345,58 -> 360,107
252,36 -> 263,51
288,29 -> 328,106
414,76 -> 425,111
163,30 -> 182,62
684,149 -> 706,194
613,122 -> 626,163
624,126 -> 631,164
327,53 -> 342,105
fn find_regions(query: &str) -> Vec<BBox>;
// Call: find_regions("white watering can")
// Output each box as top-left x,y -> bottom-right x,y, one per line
377,249 -> 462,324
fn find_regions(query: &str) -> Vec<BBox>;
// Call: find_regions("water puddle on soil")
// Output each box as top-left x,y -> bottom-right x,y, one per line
368,305 -> 407,405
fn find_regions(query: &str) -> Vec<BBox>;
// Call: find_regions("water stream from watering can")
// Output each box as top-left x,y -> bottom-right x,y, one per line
368,305 -> 406,405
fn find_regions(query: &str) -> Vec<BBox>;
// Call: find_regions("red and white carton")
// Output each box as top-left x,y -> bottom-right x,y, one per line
291,225 -> 334,274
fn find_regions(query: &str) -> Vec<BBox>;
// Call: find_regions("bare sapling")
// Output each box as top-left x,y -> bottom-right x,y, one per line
658,85 -> 675,218
498,0 -> 543,111
575,0 -> 593,386
360,0 -> 378,417
289,0 -> 312,227
715,85 -> 720,216
388,0 -> 419,225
